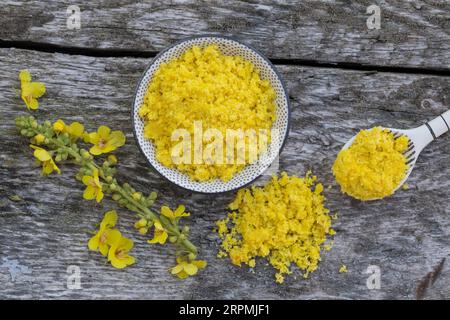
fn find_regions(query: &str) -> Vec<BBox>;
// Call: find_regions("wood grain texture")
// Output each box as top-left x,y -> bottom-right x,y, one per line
0,48 -> 448,299
1,0 -> 449,70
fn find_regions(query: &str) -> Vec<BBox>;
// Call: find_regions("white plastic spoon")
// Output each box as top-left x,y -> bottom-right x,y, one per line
341,110 -> 450,199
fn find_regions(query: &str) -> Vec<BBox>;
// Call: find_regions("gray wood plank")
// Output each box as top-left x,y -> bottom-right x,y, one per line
1,0 -> 449,70
0,48 -> 448,299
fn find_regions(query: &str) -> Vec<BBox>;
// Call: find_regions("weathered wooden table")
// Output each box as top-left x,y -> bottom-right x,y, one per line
0,1 -> 449,300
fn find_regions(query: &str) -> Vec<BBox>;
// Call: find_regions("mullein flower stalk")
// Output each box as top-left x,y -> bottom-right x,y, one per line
15,115 -> 198,258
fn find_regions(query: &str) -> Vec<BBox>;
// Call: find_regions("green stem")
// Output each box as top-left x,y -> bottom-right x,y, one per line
26,123 -> 198,256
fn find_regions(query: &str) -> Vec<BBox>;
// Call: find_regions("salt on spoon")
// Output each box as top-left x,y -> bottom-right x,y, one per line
340,110 -> 450,200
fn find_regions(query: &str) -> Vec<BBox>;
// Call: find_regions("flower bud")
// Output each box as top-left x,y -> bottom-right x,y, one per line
169,236 -> 178,243
107,154 -> 118,165
183,226 -> 190,233
134,218 -> 147,229
80,149 -> 90,159
110,183 -> 117,191
112,193 -> 121,201
34,134 -> 45,144
106,176 -> 113,183
138,227 -> 148,235
53,121 -> 64,133
132,192 -> 142,201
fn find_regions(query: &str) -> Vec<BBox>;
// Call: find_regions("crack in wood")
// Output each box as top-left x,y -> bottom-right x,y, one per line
1,39 -> 449,77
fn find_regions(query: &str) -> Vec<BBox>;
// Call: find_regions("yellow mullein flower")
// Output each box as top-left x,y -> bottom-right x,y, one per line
147,220 -> 168,244
87,125 -> 126,155
161,205 -> 190,221
82,168 -> 104,202
53,119 -> 84,140
107,229 -> 135,269
88,210 -> 118,256
53,119 -> 65,133
171,257 -> 207,279
30,145 -> 60,175
34,134 -> 45,144
19,70 -> 46,110
134,218 -> 148,235
66,122 -> 85,140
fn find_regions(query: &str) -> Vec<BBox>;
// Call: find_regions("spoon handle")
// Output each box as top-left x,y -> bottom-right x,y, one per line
408,110 -> 450,153
425,109 -> 450,139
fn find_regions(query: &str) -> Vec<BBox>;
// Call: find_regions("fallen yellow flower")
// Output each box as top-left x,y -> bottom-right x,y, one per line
82,168 -> 104,202
30,145 -> 60,175
161,205 -> 190,221
107,229 -> 135,269
19,70 -> 46,110
147,220 -> 168,244
87,125 -> 126,155
171,257 -> 207,279
88,210 -> 118,256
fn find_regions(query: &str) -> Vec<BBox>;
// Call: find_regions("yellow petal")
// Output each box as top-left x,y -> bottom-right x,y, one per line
88,132 -> 100,144
120,255 -> 135,267
29,82 -> 46,98
50,159 -> 61,174
101,210 -> 118,228
24,97 -> 39,110
31,146 -> 51,162
110,254 -> 135,269
134,218 -> 147,229
192,260 -> 207,269
53,119 -> 65,132
183,263 -> 198,276
161,206 -> 174,219
83,132 -> 91,143
82,175 -> 93,186
95,189 -> 104,203
159,231 -> 168,244
98,144 -> 115,154
69,122 -> 84,138
176,270 -> 189,279
171,264 -> 184,274
83,186 -> 96,200
154,220 -> 163,230
19,69 -> 31,83
108,131 -> 126,148
98,125 -> 111,139
106,229 -> 122,247
119,237 -> 134,251
42,161 -> 54,175
174,205 -> 186,217
89,145 -> 103,155
110,257 -> 127,269
88,234 -> 100,251
99,242 -> 110,256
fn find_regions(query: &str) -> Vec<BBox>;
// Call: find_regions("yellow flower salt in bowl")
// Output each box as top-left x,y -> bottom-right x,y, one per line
332,127 -> 410,201
132,36 -> 290,193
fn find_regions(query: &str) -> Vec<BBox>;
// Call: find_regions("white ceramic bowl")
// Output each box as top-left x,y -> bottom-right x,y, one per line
132,35 -> 290,193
